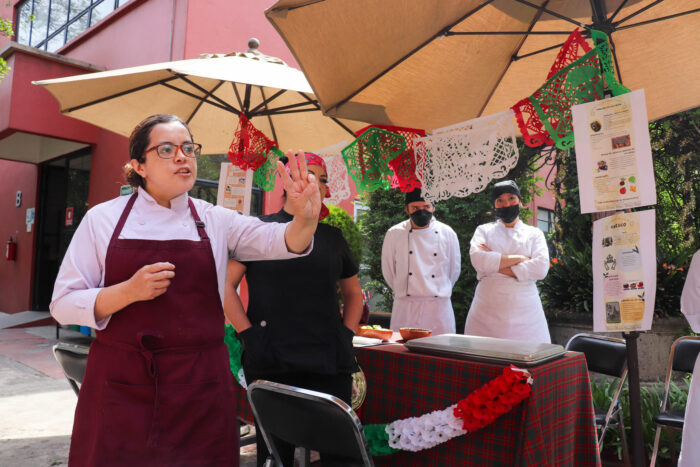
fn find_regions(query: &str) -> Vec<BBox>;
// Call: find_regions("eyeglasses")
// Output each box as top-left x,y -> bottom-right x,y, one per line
146,142 -> 202,159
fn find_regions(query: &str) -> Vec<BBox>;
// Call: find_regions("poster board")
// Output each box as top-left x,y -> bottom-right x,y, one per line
216,162 -> 253,215
592,210 -> 656,332
572,89 -> 656,213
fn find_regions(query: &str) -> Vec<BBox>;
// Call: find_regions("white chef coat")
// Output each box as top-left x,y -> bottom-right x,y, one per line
464,219 -> 551,344
381,217 -> 460,335
50,189 -> 308,330
679,250 -> 700,467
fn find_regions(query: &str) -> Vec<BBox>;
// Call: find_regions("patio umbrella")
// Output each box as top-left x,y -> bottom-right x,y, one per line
33,40 -> 365,154
266,0 -> 700,130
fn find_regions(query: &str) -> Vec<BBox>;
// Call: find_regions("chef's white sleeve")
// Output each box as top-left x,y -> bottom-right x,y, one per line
469,225 -> 501,275
448,230 -> 461,286
511,229 -> 550,281
225,208 -> 312,261
50,212 -> 111,330
681,250 -> 700,333
381,231 -> 396,291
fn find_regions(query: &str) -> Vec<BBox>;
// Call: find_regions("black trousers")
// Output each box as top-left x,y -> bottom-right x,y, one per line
243,368 -> 352,467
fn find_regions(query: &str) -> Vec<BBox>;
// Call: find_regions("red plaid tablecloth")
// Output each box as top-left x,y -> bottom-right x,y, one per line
233,345 -> 601,467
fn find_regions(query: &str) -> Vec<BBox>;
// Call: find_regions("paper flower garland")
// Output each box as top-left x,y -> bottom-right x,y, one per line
314,140 -> 353,205
341,127 -> 406,192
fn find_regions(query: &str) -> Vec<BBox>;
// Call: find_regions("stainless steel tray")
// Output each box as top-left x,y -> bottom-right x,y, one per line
405,334 -> 566,367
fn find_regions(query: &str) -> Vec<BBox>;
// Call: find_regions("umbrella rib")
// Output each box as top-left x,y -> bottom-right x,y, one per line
232,82 -> 244,111
480,0 -> 550,116
168,72 -> 241,114
513,41 -> 566,61
330,0 -> 496,112
297,92 -> 356,137
615,8 -> 700,30
63,76 -> 180,113
252,101 -> 320,116
255,108 -> 321,116
447,30 -> 575,35
248,89 -> 288,115
257,86 -> 279,143
512,0 -> 587,28
612,0 -> 664,26
608,0 -> 631,23
185,80 -> 226,124
159,82 -> 239,115
607,33 -> 624,86
243,84 -> 252,115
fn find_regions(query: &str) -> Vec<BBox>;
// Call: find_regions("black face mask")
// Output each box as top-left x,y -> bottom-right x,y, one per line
410,209 -> 433,227
495,204 -> 520,223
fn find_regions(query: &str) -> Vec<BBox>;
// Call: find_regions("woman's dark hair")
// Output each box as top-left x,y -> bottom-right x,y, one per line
123,114 -> 193,188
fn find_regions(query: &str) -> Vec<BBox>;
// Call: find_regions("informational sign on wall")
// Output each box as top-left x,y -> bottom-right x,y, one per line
216,163 -> 253,215
592,210 -> 656,332
572,89 -> 656,213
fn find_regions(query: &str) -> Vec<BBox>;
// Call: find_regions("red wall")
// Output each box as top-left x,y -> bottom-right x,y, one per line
0,160 -> 37,313
87,131 -> 130,207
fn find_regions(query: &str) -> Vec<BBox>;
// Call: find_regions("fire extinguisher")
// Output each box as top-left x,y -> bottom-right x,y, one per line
6,237 -> 16,261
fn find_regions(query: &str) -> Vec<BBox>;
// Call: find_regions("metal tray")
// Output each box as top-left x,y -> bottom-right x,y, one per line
405,334 -> 566,367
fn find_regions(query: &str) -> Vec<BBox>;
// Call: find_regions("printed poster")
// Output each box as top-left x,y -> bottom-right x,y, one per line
216,163 -> 253,215
572,89 -> 656,213
592,210 -> 656,332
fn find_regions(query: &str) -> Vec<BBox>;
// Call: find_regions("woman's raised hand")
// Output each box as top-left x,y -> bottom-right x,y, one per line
276,150 -> 321,221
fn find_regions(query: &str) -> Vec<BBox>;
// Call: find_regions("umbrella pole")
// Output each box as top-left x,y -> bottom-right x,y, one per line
623,331 -> 646,467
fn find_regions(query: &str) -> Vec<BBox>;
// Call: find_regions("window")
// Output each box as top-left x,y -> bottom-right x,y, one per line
16,0 -> 127,52
537,207 -> 555,234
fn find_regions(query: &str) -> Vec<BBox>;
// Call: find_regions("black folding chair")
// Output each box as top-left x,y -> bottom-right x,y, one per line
650,335 -> 700,466
52,340 -> 92,396
566,333 -> 630,466
247,380 -> 374,467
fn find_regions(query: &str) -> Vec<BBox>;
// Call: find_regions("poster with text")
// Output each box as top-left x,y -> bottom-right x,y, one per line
593,210 -> 656,332
216,162 -> 252,215
573,89 -> 656,213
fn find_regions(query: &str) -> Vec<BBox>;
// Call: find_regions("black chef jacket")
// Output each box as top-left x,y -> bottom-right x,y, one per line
240,209 -> 359,375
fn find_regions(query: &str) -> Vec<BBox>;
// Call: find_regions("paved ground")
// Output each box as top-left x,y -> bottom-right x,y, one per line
0,325 -> 265,466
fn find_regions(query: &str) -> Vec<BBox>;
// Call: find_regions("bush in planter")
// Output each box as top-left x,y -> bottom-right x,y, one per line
540,245 -> 593,316
591,377 -> 688,463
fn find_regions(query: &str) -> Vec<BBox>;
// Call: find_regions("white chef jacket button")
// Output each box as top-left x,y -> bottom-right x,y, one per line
260,320 -> 267,327
407,294 -> 411,297
434,231 -> 438,234
431,274 -> 435,278
409,250 -> 412,254
433,253 -> 437,256
408,272 -> 412,276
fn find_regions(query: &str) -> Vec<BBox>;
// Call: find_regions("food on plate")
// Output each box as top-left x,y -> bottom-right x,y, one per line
358,325 -> 393,341
399,327 -> 432,341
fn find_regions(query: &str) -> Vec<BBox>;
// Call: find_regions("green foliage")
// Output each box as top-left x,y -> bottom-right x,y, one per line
322,204 -> 363,265
0,17 -> 12,81
546,108 -> 700,317
361,142 -> 540,330
591,377 -> 688,461
540,246 -> 593,316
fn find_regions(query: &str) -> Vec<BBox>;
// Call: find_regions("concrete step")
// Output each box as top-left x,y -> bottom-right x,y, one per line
0,311 -> 52,329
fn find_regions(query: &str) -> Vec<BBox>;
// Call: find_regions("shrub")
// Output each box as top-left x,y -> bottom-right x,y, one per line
322,204 -> 363,265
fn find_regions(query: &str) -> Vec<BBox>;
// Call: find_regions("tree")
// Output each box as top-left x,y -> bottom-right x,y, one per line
1,17 -> 12,81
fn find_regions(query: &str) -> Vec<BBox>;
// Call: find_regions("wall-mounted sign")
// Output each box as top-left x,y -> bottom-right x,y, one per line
65,207 -> 74,226
216,163 -> 252,215
26,207 -> 35,233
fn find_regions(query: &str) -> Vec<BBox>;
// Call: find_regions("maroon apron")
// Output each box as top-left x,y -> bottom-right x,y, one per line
69,193 -> 237,466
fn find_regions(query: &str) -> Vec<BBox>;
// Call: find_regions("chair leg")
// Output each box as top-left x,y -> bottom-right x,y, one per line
617,410 -> 630,467
649,426 -> 662,467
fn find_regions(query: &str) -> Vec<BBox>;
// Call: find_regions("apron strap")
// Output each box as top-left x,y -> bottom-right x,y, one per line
187,198 -> 209,241
109,192 -> 138,244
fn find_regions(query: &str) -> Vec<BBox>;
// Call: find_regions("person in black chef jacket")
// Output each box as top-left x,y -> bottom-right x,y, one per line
224,152 -> 363,467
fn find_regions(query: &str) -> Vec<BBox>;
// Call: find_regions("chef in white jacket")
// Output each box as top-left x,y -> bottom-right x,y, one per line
679,249 -> 700,467
381,189 -> 460,335
464,180 -> 551,343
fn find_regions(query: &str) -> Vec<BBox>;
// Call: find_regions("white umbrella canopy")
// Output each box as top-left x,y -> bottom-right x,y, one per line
33,42 -> 366,154
266,0 -> 700,130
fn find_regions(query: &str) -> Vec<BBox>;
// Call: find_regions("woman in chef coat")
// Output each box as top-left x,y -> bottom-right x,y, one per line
678,249 -> 700,467
50,114 -> 320,466
464,180 -> 551,343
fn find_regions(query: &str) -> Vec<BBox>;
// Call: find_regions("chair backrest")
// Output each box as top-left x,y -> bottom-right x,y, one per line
565,333 -> 627,378
247,380 -> 374,467
671,336 -> 700,374
52,341 -> 91,396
